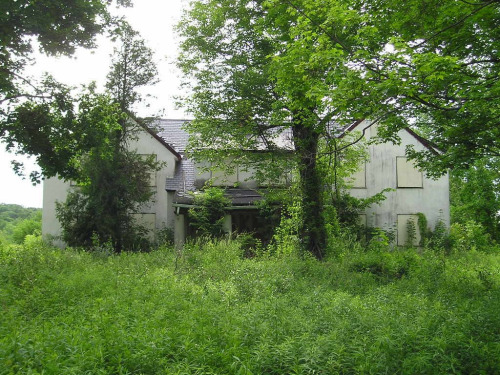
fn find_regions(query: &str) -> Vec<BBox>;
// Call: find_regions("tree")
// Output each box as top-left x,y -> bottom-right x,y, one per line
106,24 -> 159,112
354,0 -> 500,175
450,159 -> 500,241
0,0 -> 133,181
1,0 -> 131,108
56,142 -> 157,251
0,2 -> 160,252
1,82 -> 124,183
178,0 -> 499,258
177,0 -> 390,258
55,26 -> 160,252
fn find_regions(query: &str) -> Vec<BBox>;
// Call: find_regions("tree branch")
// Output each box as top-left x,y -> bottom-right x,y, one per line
414,0 -> 496,48
280,0 -> 350,53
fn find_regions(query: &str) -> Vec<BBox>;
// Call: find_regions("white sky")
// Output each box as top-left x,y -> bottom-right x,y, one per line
0,0 -> 187,208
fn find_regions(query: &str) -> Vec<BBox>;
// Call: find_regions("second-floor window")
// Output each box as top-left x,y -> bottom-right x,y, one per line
396,157 -> 422,188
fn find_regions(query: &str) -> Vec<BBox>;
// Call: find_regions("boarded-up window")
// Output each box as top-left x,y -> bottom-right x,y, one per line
397,157 -> 422,188
132,213 -> 156,241
397,214 -> 421,246
348,162 -> 366,188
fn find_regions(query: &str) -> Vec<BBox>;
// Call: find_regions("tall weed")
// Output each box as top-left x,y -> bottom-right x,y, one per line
1,240 -> 499,374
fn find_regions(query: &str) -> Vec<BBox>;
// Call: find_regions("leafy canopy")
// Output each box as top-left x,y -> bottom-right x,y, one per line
1,0 -> 132,105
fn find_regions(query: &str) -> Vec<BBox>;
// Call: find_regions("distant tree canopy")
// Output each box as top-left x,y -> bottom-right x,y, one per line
0,203 -> 40,231
0,204 -> 41,244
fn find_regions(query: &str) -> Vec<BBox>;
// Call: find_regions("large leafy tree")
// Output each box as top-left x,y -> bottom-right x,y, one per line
178,0 -> 499,258
1,81 -> 124,183
0,0 -> 133,181
357,0 -> 500,174
177,0 -> 390,258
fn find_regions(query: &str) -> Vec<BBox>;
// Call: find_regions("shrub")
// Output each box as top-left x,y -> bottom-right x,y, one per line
1,240 -> 499,374
449,221 -> 497,253
188,187 -> 230,238
11,211 -> 42,244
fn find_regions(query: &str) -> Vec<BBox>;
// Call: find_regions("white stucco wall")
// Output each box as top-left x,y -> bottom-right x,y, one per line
125,127 -> 178,233
347,121 -> 450,242
42,126 -> 179,245
41,177 -> 72,247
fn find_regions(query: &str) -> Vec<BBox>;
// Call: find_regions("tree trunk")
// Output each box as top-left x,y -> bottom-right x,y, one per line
292,123 -> 326,260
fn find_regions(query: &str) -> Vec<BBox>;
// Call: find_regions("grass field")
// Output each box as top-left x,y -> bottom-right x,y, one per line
1,237 -> 499,374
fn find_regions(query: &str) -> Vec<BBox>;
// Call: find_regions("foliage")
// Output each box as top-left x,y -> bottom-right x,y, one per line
371,0 -> 500,174
178,0 -> 372,258
0,0 -> 132,130
1,241 -> 499,373
3,22 -> 161,253
427,217 -> 450,251
106,23 -> 159,112
449,221 -> 498,254
270,193 -> 302,257
450,160 -> 500,241
56,147 -> 158,252
405,216 -> 418,247
253,191 -> 284,245
0,203 -> 40,231
0,204 -> 41,244
188,187 -> 230,238
177,0 -> 498,257
1,82 -> 125,183
10,211 -> 42,245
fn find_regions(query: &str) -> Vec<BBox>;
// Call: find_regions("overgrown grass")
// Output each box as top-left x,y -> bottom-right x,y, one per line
1,237 -> 499,374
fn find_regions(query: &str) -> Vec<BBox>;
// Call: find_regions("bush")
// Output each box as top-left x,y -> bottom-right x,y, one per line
188,187 -> 230,238
449,221 -> 498,253
11,211 -> 42,244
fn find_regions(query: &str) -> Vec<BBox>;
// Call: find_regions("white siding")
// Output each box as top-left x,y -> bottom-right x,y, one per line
348,120 -> 450,237
348,162 -> 366,188
397,157 -> 423,188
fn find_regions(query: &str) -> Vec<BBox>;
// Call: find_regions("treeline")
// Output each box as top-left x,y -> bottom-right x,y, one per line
0,203 -> 41,244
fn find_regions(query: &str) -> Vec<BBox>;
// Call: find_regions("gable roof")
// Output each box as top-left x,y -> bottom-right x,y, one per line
128,114 -> 183,161
342,119 -> 440,155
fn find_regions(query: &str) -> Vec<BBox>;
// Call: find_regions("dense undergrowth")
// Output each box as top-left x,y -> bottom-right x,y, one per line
1,236 -> 499,374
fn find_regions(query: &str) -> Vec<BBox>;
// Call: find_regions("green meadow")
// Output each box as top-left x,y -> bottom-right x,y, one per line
1,237 -> 499,374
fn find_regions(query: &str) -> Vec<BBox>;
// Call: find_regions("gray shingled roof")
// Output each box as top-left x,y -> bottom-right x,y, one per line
165,159 -> 195,192
154,119 -> 191,153
152,119 -> 195,192
153,118 -> 295,193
